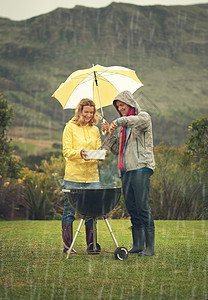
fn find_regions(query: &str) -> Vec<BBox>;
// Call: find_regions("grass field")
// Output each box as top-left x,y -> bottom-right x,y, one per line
0,220 -> 207,299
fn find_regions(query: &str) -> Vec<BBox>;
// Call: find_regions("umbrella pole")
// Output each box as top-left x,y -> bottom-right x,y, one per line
96,86 -> 104,120
93,70 -> 106,134
93,71 -> 104,120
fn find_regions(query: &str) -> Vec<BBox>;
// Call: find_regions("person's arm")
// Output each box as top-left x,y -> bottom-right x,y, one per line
101,120 -> 119,154
117,112 -> 151,130
62,124 -> 82,159
107,135 -> 120,155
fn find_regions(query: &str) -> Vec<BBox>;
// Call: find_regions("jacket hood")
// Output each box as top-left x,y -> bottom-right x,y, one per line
113,90 -> 141,116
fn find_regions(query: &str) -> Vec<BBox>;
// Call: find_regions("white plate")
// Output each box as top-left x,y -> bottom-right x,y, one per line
85,150 -> 106,160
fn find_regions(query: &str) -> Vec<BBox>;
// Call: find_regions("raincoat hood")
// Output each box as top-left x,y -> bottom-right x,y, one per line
104,90 -> 155,172
113,90 -> 141,116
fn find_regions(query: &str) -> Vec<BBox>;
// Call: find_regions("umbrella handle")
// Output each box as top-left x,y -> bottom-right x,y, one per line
102,118 -> 107,135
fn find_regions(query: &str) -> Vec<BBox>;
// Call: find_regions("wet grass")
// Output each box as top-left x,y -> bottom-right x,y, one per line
0,220 -> 207,299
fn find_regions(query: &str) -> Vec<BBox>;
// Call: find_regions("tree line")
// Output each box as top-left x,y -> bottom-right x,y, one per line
0,93 -> 207,220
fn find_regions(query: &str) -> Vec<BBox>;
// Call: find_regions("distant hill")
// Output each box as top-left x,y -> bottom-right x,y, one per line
0,2 -> 207,148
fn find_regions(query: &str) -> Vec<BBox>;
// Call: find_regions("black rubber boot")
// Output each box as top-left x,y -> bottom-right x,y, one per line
85,225 -> 94,246
128,226 -> 145,253
62,224 -> 77,253
138,228 -> 155,256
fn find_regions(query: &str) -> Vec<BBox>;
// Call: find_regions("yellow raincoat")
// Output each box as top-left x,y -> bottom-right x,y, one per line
63,120 -> 101,183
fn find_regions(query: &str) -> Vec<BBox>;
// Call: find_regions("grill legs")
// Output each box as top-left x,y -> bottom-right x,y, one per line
66,218 -> 84,259
66,216 -> 128,260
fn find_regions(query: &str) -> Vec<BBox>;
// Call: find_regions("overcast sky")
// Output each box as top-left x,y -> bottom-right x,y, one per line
1,0 -> 207,21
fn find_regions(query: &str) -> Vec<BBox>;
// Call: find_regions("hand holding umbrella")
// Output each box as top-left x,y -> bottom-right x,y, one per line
101,120 -> 118,134
101,120 -> 110,132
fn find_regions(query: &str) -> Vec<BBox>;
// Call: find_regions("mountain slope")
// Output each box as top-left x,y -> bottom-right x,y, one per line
0,2 -> 207,146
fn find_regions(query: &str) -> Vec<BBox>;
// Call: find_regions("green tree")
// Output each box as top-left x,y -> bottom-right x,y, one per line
186,117 -> 208,219
186,117 -> 208,158
0,93 -> 22,178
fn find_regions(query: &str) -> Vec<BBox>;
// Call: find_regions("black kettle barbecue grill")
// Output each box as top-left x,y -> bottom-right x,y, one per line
63,186 -> 128,260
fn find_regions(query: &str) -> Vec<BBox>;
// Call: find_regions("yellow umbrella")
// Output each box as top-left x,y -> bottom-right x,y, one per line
52,64 -> 143,118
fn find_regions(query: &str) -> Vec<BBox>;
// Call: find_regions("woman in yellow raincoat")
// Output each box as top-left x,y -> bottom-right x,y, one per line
62,98 -> 101,253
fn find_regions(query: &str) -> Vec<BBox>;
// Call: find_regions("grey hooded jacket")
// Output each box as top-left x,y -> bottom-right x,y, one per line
106,90 -> 155,172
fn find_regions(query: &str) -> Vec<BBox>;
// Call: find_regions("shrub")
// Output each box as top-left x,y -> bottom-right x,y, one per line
23,173 -> 55,220
150,143 -> 208,220
22,156 -> 65,220
0,177 -> 25,220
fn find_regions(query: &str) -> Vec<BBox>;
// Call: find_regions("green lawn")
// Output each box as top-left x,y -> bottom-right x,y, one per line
11,140 -> 38,154
0,220 -> 207,299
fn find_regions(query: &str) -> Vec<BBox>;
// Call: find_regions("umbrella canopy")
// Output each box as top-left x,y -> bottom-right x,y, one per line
52,64 -> 143,116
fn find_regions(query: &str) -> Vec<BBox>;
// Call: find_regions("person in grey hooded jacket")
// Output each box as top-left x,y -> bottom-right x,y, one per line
101,90 -> 155,256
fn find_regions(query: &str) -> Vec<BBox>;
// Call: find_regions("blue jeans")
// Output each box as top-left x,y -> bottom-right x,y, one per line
121,170 -> 155,230
62,180 -> 100,226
